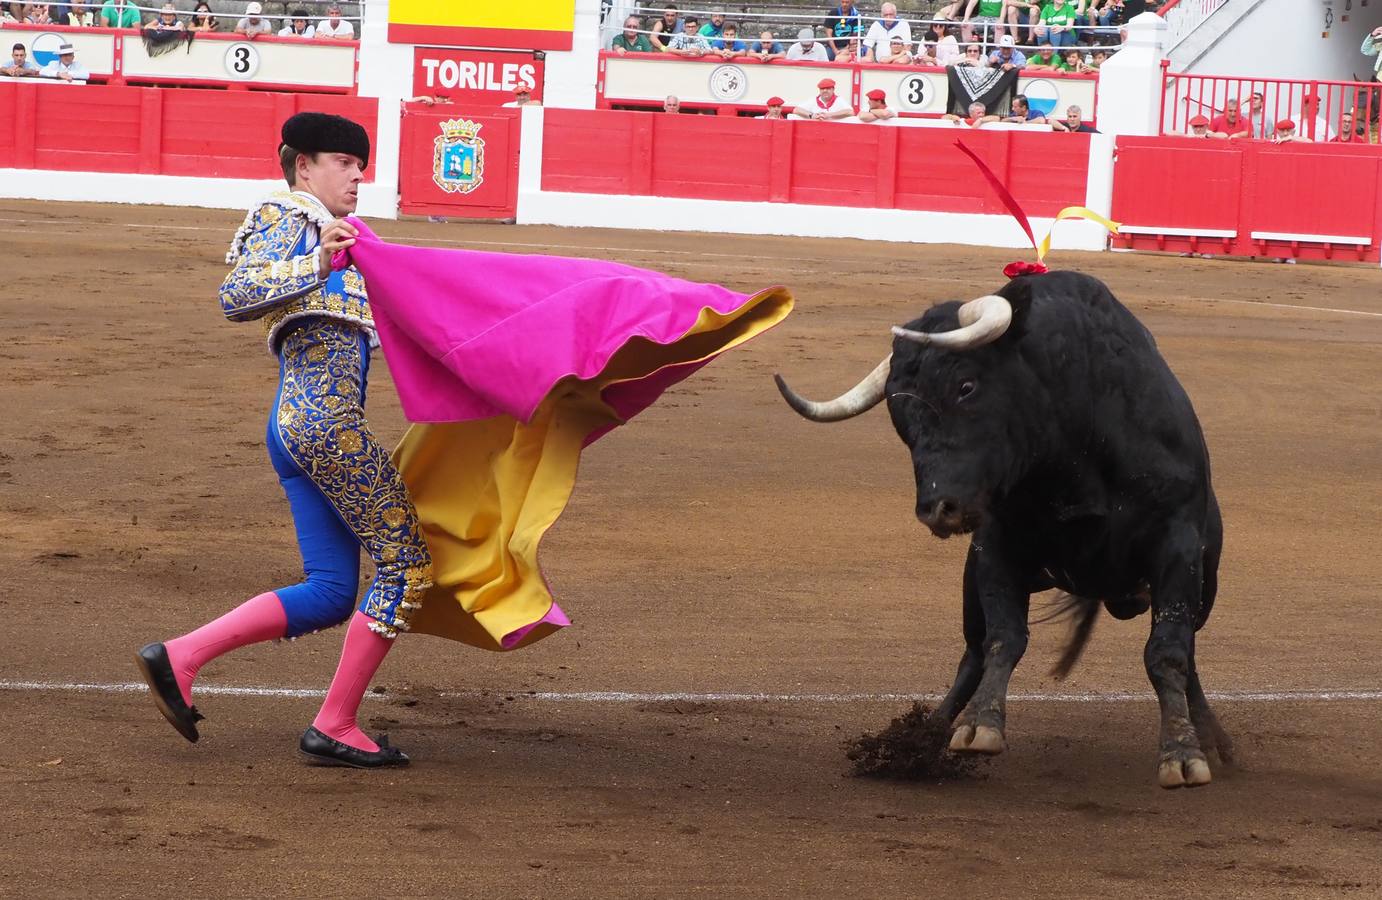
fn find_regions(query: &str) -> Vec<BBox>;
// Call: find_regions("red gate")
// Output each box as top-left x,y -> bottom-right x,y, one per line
399,104 -> 521,219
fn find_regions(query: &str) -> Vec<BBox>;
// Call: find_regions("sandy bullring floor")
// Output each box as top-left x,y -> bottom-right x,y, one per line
2,200 -> 1380,898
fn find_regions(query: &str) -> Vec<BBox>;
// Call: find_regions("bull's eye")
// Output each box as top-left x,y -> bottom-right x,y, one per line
957,380 -> 977,402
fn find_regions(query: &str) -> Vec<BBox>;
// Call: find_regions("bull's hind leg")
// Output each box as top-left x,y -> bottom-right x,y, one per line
1145,524 -> 1213,789
948,531 -> 1030,756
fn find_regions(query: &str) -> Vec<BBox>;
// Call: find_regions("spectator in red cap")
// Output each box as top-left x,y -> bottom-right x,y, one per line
1187,115 -> 1211,137
761,97 -> 787,119
1272,118 -> 1310,143
858,88 -> 898,122
503,85 -> 538,108
1208,99 -> 1249,139
792,78 -> 855,121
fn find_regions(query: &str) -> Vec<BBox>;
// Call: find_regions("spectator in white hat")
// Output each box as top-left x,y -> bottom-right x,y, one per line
989,34 -> 1026,69
315,4 -> 354,40
786,26 -> 829,61
41,41 -> 89,81
144,3 -> 185,32
235,2 -> 273,38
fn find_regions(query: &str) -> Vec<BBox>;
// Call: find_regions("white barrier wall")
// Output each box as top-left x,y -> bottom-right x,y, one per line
0,27 -> 115,76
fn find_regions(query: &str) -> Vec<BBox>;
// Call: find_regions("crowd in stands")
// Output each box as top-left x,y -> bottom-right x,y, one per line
0,1 -> 357,39
1183,90 -> 1374,144
613,2 -> 1130,66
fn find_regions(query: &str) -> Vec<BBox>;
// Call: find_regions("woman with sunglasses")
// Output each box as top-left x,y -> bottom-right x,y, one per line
188,1 -> 217,32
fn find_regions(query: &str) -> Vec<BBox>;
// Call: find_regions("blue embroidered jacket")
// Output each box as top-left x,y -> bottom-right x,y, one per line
221,191 -> 376,353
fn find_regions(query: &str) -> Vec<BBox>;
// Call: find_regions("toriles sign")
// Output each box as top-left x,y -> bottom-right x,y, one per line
413,48 -> 544,105
389,0 -> 576,51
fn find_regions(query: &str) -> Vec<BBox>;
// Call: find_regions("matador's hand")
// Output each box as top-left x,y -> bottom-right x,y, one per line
318,219 -> 358,279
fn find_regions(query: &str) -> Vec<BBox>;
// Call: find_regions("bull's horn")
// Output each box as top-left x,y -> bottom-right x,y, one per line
890,294 -> 1013,351
774,356 -> 890,423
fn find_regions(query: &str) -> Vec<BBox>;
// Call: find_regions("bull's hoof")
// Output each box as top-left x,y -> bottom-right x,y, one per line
1157,751 -> 1212,789
950,724 -> 1005,755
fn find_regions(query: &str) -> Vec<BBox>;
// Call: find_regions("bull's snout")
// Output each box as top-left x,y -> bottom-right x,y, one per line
917,496 -> 967,538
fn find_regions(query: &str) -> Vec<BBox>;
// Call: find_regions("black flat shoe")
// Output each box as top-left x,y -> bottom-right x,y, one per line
299,726 -> 410,769
133,642 -> 204,744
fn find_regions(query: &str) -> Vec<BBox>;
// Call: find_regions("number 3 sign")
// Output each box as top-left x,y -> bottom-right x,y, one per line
895,73 -> 935,112
224,42 -> 262,79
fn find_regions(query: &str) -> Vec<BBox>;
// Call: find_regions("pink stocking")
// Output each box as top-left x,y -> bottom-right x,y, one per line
164,591 -> 288,706
311,611 -> 394,753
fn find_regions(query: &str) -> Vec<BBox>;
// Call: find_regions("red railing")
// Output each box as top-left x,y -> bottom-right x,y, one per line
1160,67 -> 1379,143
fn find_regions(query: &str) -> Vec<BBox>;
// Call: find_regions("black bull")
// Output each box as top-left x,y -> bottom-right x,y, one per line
775,271 -> 1233,789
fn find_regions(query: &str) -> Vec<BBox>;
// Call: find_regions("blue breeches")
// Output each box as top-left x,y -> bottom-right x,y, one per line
266,318 -> 432,639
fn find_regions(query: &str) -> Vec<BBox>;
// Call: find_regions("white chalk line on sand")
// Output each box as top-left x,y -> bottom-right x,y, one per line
3,217 -> 1382,320
1,680 -> 1380,704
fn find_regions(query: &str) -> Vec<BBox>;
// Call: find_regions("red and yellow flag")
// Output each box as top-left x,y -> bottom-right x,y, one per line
389,0 -> 576,51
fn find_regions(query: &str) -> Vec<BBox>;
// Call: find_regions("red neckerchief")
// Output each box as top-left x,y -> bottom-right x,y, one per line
817,93 -> 835,109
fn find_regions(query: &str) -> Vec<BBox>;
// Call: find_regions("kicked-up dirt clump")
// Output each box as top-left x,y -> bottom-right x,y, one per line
846,703 -> 982,781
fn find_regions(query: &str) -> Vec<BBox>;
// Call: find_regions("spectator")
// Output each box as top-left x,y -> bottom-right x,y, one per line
41,41 -> 88,81
1087,47 -> 1109,68
1362,25 -> 1382,89
1004,93 -> 1048,123
750,30 -> 785,60
857,88 -> 897,122
612,15 -> 651,53
786,27 -> 829,61
234,2 -> 272,38
144,3 -> 183,32
792,77 -> 854,120
1035,0 -> 1081,48
25,3 -> 53,24
315,4 -> 354,40
933,23 -> 962,65
711,22 -> 747,58
98,0 -> 139,28
1299,95 -> 1335,141
832,37 -> 863,63
650,4 -> 682,52
188,1 -> 216,32
913,40 -> 939,65
1060,48 -> 1090,71
952,43 -> 988,67
1331,110 -> 1361,142
1241,91 -> 1269,138
1085,0 -> 1127,42
1187,114 -> 1211,137
1209,99 -> 1249,139
945,101 -> 999,127
961,0 -> 1006,47
823,1 -> 865,57
1024,41 -> 1062,71
989,34 -> 1026,69
668,16 -> 710,56
1,42 -> 39,77
1272,118 -> 1310,143
864,3 -> 912,62
1053,104 -> 1098,132
875,34 -> 913,64
662,94 -> 681,114
698,7 -> 725,39
66,0 -> 94,25
280,9 -> 315,38
761,96 -> 786,119
504,86 -> 537,107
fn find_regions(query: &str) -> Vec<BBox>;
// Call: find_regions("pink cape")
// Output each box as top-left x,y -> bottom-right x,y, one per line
337,220 -> 794,650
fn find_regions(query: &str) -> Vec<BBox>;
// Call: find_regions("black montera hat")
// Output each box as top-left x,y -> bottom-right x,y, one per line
280,112 -> 370,168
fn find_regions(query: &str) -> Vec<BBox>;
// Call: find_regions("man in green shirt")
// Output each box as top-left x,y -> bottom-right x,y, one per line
99,0 -> 142,28
1036,0 -> 1080,47
962,0 -> 1005,46
611,16 -> 653,53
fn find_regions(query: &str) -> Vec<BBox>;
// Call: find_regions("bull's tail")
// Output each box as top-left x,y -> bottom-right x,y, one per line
1035,593 -> 1101,680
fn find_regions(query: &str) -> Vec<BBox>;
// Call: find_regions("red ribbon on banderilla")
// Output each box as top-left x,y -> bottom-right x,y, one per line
952,140 -> 1120,278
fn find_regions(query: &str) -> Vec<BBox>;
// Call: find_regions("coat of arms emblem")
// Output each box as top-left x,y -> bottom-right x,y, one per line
432,119 -> 486,194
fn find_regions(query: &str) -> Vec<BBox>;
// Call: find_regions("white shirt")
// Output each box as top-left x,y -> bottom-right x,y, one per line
934,35 -> 960,65
786,41 -> 829,61
315,18 -> 354,38
795,92 -> 848,117
41,58 -> 89,80
279,23 -> 315,37
865,18 -> 912,60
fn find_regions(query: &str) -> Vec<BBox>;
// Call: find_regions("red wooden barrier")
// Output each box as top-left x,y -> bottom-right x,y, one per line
1111,136 -> 1382,262
540,108 -> 1092,217
0,83 -> 378,181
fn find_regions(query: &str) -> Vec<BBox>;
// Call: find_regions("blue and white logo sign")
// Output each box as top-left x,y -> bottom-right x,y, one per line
1023,78 -> 1060,118
29,32 -> 65,67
